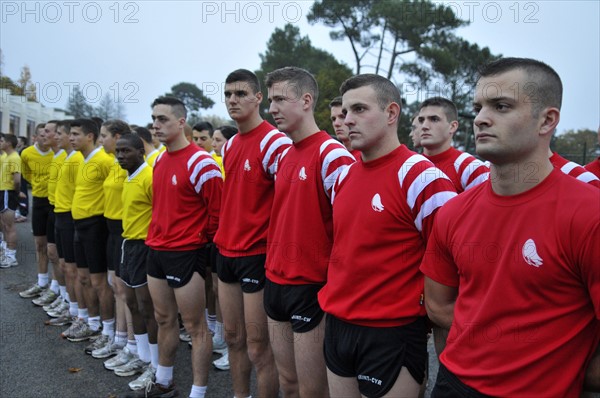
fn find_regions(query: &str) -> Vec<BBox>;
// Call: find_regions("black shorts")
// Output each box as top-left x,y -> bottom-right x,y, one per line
432,364 -> 491,398
324,316 -> 427,398
106,218 -> 124,274
146,247 -> 207,288
74,215 -> 108,274
208,243 -> 218,273
264,279 -> 324,333
54,211 -> 76,263
32,196 -> 52,237
46,208 -> 56,244
120,240 -> 149,288
217,253 -> 266,293
0,190 -> 18,212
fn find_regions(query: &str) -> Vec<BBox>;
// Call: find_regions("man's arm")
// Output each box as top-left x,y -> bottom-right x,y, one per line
424,276 -> 458,330
12,172 -> 21,193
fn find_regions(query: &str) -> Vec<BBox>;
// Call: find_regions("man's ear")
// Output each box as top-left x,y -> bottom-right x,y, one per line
539,107 -> 560,138
387,102 -> 401,125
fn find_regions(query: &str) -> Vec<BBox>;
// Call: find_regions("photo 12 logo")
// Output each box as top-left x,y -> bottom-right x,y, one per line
200,1 -> 302,23
1,1 -> 140,24
2,81 -> 140,104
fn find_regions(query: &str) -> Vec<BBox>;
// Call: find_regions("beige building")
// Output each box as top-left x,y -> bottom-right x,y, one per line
0,88 -> 71,141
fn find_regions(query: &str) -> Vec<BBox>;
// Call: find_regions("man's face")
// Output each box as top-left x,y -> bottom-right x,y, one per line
57,125 -> 71,150
152,105 -> 184,145
224,82 -> 261,123
149,126 -> 160,148
330,105 -> 350,148
69,126 -> 91,152
116,139 -> 144,173
473,69 -> 541,164
267,80 -> 306,134
342,86 -> 390,152
44,122 -> 58,148
0,136 -> 7,151
418,106 -> 456,151
99,126 -> 118,154
192,129 -> 213,151
410,115 -> 422,148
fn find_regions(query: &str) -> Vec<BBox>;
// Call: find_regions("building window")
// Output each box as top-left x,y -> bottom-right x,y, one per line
9,114 -> 20,135
27,119 -> 36,140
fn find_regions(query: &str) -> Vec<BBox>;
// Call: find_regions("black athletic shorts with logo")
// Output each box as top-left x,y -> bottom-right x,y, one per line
106,218 -> 123,274
324,316 -> 427,398
32,196 -> 52,237
74,215 -> 108,274
432,364 -> 491,398
0,190 -> 18,212
120,240 -> 149,288
216,253 -> 266,293
54,211 -> 75,263
146,246 -> 207,288
263,279 -> 324,333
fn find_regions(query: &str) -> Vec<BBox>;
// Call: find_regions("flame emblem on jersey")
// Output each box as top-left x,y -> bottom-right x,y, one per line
299,167 -> 307,181
171,174 -> 177,185
244,159 -> 251,171
522,239 -> 543,267
371,193 -> 384,212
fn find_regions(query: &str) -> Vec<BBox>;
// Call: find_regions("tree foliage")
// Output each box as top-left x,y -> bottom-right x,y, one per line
66,86 -> 94,118
256,23 -> 353,134
552,129 -> 598,164
94,93 -> 126,121
165,82 -> 215,123
18,65 -> 37,101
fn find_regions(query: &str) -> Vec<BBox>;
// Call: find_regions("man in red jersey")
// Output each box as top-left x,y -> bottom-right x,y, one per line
584,127 -> 600,178
264,67 -> 355,397
133,96 -> 222,398
418,97 -> 489,193
213,69 -> 291,398
421,57 -> 600,397
548,147 -> 600,187
317,74 -> 457,398
329,96 -> 361,159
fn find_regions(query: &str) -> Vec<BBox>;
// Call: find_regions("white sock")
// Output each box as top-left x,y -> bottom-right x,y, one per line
78,308 -> 89,322
69,302 -> 78,317
115,331 -> 127,346
155,365 -> 173,387
102,318 -> 115,339
64,291 -> 71,303
189,385 -> 207,398
5,248 -> 16,258
38,273 -> 49,288
88,316 -> 101,331
215,321 -> 224,341
126,339 -> 138,355
49,279 -> 60,294
206,310 -> 216,334
149,343 -> 159,369
134,333 -> 151,363
59,285 -> 67,300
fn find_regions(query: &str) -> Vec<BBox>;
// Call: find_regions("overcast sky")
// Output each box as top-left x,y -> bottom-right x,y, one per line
1,0 -> 598,133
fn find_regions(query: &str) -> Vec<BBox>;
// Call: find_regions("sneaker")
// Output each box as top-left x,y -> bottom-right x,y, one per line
92,341 -> 124,359
61,318 -> 83,339
213,351 -> 230,371
128,365 -> 156,391
84,334 -> 110,354
105,347 -> 136,370
43,296 -> 63,312
212,335 -> 227,355
178,328 -> 191,342
32,289 -> 58,306
19,283 -> 46,298
45,313 -> 74,326
47,301 -> 69,317
0,257 -> 18,268
67,322 -> 101,342
117,381 -> 178,398
114,358 -> 148,377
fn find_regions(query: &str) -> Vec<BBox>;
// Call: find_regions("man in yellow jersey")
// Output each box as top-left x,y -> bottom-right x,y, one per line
49,120 -> 88,329
68,119 -> 115,342
113,133 -> 159,393
19,121 -> 56,298
132,126 -> 160,167
0,134 -> 21,268
32,120 -> 68,308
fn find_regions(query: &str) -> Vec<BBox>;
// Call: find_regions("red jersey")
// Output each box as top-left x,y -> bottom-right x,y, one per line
420,170 -> 600,397
423,147 -> 489,193
214,121 -> 292,257
585,157 -> 600,179
146,144 -> 222,251
266,131 -> 355,285
318,145 -> 457,327
550,152 -> 600,187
